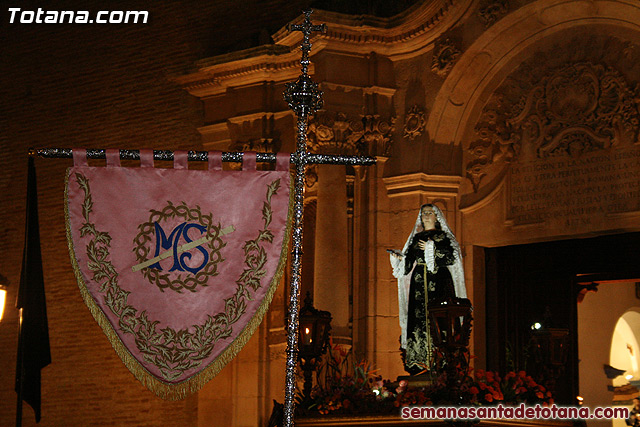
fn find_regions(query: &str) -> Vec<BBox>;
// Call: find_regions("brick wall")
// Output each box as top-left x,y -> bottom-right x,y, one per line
0,1 -> 310,425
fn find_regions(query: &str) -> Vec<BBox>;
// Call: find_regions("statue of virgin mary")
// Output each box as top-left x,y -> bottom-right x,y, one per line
389,204 -> 467,374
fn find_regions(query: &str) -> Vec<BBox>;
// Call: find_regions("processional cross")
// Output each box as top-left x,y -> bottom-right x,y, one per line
281,10 -> 376,426
33,10 -> 374,427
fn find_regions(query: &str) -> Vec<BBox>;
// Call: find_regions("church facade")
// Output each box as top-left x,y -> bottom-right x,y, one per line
2,1 -> 640,426
178,0 -> 640,422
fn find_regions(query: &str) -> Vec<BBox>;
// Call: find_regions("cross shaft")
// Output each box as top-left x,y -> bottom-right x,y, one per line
281,9 -> 375,427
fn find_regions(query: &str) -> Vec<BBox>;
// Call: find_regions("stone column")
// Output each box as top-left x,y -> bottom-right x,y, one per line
314,163 -> 351,344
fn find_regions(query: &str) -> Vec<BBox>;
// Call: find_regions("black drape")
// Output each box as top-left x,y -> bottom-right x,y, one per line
15,156 -> 51,423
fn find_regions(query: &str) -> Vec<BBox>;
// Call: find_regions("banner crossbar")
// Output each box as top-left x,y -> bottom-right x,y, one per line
30,148 -> 375,166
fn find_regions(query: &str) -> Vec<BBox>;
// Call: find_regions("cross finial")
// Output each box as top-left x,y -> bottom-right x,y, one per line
283,10 -> 326,117
288,10 -> 326,75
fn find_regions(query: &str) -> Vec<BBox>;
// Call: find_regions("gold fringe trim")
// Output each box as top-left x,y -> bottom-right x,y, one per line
65,169 -> 295,400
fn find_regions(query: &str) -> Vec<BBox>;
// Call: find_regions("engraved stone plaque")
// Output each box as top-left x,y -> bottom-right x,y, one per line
508,146 -> 640,227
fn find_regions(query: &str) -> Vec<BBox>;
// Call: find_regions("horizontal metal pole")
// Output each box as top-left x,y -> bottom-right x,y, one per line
307,153 -> 376,166
30,148 -> 376,166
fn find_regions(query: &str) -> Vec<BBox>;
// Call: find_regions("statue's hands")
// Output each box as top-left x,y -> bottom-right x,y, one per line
387,249 -> 403,259
417,240 -> 427,250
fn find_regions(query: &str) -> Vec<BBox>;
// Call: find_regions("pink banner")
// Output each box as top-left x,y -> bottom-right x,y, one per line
65,152 -> 291,399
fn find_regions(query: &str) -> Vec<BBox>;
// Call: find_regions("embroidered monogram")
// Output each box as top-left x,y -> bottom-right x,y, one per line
132,202 -> 229,293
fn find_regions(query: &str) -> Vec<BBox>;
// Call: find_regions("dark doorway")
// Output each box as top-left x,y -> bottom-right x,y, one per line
485,231 -> 640,404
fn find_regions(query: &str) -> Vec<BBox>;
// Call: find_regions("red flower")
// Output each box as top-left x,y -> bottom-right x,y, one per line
470,386 -> 479,395
485,393 -> 494,402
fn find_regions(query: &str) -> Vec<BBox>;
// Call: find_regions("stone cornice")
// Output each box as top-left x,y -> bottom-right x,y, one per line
273,0 -> 470,60
383,173 -> 462,197
176,47 -> 305,98
178,0 -> 473,97
225,110 -> 292,125
320,82 -> 396,98
197,110 -> 294,146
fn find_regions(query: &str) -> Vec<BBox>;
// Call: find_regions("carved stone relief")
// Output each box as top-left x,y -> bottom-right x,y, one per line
305,164 -> 318,190
467,60 -> 640,191
431,38 -> 461,78
360,114 -> 396,157
403,105 -> 427,141
308,110 -> 395,157
477,0 -> 508,27
460,35 -> 640,230
308,111 -> 362,155
224,114 -> 282,169
226,114 -> 281,151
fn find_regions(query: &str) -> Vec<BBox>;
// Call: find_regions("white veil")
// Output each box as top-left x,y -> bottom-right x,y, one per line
389,204 -> 467,348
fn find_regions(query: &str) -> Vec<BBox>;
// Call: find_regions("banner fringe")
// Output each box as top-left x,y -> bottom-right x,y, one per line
65,170 -> 295,400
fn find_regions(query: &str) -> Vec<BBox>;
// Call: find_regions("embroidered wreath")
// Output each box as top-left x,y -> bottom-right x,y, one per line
132,202 -> 226,293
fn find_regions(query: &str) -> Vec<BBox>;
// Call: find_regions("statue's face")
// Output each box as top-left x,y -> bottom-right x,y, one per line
421,206 -> 436,230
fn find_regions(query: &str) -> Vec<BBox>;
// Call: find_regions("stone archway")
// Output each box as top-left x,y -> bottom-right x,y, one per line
609,309 -> 640,427
576,282 -> 640,424
426,0 -> 640,248
610,310 -> 640,387
428,0 -> 640,150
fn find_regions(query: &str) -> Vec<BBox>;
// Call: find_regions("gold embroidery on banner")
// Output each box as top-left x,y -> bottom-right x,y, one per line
66,171 -> 290,399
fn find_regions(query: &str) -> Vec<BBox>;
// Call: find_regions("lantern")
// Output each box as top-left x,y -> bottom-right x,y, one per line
297,292 -> 332,400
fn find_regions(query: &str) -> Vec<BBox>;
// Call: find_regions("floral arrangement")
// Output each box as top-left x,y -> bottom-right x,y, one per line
296,341 -> 397,415
459,369 -> 553,406
295,343 -> 553,417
